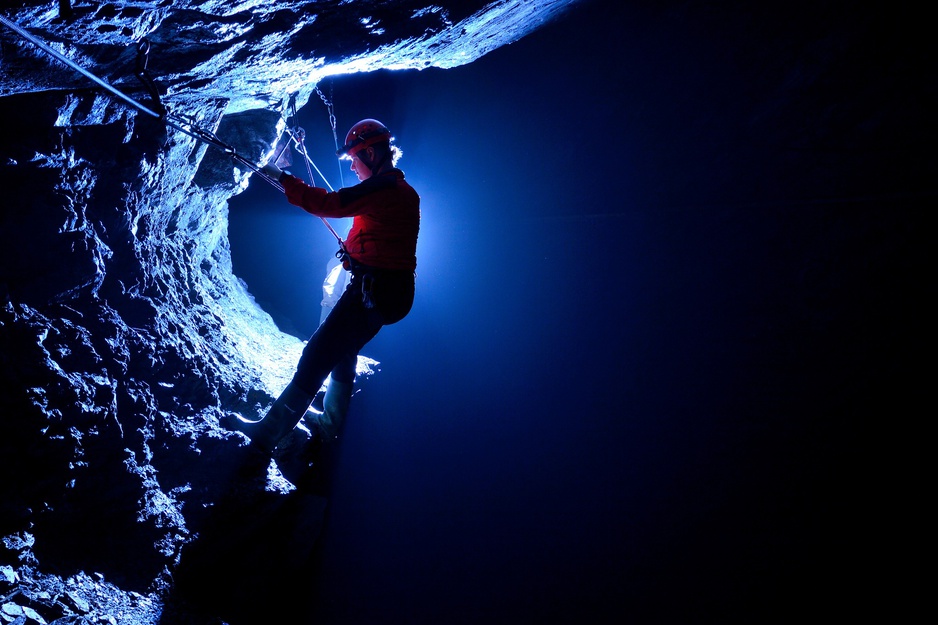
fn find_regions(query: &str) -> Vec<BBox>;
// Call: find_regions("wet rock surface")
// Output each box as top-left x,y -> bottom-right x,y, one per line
0,1 -> 575,622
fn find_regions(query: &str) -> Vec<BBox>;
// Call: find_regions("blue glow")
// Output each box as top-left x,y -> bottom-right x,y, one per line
224,2 -> 903,623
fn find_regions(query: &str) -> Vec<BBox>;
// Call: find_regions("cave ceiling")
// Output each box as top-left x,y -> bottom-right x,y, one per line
0,2 -> 578,622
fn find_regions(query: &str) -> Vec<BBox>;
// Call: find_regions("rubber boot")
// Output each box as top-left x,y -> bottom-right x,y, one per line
318,379 -> 353,442
225,381 -> 314,455
295,379 -> 353,494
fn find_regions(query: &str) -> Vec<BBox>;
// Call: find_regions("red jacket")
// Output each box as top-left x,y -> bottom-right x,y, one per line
282,169 -> 419,271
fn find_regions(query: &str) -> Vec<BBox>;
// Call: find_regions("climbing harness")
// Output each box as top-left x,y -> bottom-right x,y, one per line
360,273 -> 376,309
339,255 -> 378,310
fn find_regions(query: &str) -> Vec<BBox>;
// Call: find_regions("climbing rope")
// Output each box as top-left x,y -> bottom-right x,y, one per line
1,13 -> 163,119
288,93 -> 316,185
284,93 -> 347,250
0,13 -> 356,252
282,125 -> 336,192
0,14 -> 289,192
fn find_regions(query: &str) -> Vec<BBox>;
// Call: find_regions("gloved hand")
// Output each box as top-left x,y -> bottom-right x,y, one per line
261,162 -> 282,180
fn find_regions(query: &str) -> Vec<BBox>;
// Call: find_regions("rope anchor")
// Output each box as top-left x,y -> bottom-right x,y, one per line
0,13 -> 348,248
133,38 -> 164,115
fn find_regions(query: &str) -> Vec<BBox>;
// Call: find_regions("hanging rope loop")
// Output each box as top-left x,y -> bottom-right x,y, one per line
133,38 -> 165,115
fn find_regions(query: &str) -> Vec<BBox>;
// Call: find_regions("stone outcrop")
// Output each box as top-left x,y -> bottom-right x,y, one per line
0,1 -> 576,622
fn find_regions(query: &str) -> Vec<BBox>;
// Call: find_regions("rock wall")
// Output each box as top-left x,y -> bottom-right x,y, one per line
0,1 -> 577,622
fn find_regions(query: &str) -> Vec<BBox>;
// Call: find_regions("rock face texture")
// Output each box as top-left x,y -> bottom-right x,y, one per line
0,1 -> 575,622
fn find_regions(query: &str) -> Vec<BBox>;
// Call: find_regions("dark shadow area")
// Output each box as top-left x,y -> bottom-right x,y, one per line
29,453 -> 170,593
1,0 -> 928,622
162,435 -> 338,625
229,2 -> 930,623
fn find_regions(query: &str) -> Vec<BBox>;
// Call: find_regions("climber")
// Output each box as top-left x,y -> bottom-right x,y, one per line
224,119 -> 419,458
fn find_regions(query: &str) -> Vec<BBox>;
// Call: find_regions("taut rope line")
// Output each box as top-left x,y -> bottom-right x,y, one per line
2,6 -> 352,265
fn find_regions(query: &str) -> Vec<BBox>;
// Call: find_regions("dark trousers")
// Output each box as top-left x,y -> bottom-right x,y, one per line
292,268 -> 414,394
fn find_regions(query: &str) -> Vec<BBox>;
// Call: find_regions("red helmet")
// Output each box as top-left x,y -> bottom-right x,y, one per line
337,119 -> 391,157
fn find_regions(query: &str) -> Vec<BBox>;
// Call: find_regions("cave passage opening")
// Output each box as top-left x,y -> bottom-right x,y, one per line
227,70 -> 419,343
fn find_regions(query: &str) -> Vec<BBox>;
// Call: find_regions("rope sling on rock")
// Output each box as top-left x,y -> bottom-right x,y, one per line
0,13 -> 347,253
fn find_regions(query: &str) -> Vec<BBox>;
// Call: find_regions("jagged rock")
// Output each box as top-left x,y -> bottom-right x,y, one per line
1,566 -> 18,586
0,0 -> 576,622
62,592 -> 88,614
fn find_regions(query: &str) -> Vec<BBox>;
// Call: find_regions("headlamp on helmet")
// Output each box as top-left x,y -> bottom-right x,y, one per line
337,119 -> 392,159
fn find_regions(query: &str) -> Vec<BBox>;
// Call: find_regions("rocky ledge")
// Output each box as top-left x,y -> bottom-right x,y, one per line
0,1 -> 576,623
